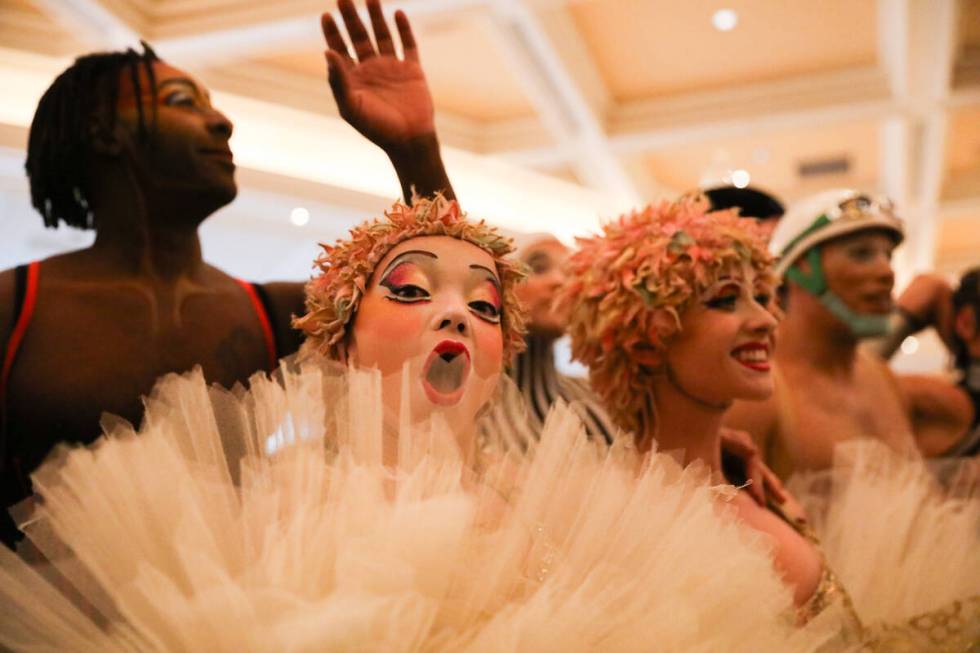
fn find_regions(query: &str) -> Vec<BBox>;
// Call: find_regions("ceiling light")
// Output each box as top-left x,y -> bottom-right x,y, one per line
900,336 -> 919,355
712,9 -> 738,32
731,169 -> 751,188
290,207 -> 310,226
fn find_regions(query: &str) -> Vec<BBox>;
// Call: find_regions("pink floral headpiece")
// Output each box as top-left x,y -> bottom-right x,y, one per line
559,194 -> 775,433
294,194 -> 526,361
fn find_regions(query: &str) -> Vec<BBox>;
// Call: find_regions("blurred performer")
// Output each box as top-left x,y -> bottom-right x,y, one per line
947,267 -> 980,454
483,233 -> 617,443
0,6 -> 450,547
705,184 -> 785,241
881,269 -> 979,456
724,190 -> 920,477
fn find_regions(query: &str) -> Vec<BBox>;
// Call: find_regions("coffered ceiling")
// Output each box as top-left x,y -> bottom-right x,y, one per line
1,0 -> 979,277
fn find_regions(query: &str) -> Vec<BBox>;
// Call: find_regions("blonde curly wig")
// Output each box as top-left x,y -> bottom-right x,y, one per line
294,194 -> 526,362
559,194 -> 775,433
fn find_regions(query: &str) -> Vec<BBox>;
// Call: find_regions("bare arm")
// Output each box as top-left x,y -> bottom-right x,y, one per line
899,374 -> 974,456
870,274 -> 956,360
322,0 -> 454,202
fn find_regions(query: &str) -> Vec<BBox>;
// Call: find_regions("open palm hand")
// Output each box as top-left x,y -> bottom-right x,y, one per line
323,0 -> 435,149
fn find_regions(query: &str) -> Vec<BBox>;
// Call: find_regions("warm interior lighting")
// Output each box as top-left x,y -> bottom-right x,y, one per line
712,9 -> 738,32
290,207 -> 310,226
731,169 -> 751,188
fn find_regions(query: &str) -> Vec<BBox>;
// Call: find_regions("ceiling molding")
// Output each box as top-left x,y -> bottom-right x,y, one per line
32,0 -> 143,48
486,0 -> 640,208
148,0 -> 487,63
901,0 -> 958,275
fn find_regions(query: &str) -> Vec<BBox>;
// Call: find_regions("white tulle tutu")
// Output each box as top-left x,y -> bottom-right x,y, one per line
0,360 -> 851,652
789,439 -> 980,650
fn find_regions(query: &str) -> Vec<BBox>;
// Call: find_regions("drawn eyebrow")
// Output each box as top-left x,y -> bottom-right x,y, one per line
379,250 -> 437,281
470,264 -> 501,290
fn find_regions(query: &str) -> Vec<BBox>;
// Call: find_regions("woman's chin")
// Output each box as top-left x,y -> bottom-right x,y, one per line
734,381 -> 774,402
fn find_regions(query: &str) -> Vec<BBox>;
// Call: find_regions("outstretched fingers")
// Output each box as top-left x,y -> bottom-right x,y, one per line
367,0 -> 396,57
321,12 -> 352,60
394,10 -> 418,61
338,0 -> 376,62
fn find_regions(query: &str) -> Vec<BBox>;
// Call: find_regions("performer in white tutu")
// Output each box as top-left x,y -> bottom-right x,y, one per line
559,193 -> 980,649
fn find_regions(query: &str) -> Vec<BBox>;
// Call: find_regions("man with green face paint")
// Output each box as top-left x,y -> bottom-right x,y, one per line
724,189 -> 923,479
772,190 -> 903,338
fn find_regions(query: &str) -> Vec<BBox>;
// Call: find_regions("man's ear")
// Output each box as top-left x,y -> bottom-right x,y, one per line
88,117 -> 124,157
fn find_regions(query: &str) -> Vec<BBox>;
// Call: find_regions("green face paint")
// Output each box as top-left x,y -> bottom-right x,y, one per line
787,246 -> 890,339
817,291 -> 891,338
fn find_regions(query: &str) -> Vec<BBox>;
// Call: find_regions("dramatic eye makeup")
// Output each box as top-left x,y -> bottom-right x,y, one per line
379,251 -> 436,303
704,281 -> 741,311
468,265 -> 502,324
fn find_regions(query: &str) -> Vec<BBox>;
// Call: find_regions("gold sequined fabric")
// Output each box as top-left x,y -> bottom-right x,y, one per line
770,500 -> 980,651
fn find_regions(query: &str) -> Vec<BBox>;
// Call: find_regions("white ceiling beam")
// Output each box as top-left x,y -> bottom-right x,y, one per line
31,0 -> 141,49
875,0 -> 910,225
877,0 -> 909,99
901,0 -> 957,275
486,0 -> 640,209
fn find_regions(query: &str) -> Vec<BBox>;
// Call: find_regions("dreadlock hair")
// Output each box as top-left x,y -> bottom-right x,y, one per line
25,42 -> 159,230
952,267 -> 980,374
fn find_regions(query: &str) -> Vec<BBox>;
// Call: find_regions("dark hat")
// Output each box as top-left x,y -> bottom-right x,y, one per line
704,185 -> 785,220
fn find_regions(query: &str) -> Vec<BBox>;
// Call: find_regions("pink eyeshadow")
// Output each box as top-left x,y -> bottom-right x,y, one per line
385,262 -> 422,287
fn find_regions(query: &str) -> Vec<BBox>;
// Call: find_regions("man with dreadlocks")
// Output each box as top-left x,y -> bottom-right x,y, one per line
0,0 -> 454,548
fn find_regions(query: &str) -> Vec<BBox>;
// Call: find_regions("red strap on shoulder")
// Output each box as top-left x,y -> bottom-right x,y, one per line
1,262 -> 40,404
236,279 -> 277,371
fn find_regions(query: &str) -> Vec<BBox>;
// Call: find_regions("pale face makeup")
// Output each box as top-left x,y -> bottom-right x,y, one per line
516,237 -> 570,338
820,231 -> 897,316
349,236 -> 505,443
667,265 -> 779,404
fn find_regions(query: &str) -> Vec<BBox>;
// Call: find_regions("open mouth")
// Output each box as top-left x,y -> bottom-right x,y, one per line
862,293 -> 893,313
731,342 -> 770,372
422,340 -> 471,405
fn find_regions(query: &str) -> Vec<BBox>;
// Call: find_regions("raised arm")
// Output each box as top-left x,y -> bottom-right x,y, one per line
898,373 -> 974,456
322,0 -> 454,202
868,274 -> 956,360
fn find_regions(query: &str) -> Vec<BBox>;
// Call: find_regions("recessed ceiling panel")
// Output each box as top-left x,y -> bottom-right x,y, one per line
571,0 -> 877,101
944,105 -> 980,178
